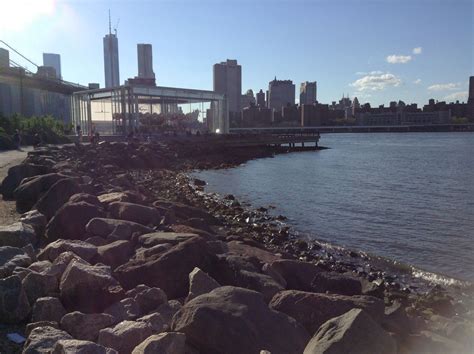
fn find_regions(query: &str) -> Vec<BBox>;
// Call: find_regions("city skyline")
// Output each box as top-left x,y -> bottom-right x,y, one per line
1,0 -> 472,106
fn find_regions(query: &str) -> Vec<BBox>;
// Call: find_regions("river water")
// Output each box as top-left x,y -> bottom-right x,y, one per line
194,133 -> 474,283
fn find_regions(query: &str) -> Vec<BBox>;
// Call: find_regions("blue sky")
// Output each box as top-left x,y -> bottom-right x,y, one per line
1,0 -> 472,106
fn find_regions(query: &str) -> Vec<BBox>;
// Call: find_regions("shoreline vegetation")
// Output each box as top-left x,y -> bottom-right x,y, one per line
0,140 -> 473,353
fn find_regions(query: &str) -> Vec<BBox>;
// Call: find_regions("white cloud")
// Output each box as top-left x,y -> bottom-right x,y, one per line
413,47 -> 422,55
444,91 -> 468,102
386,55 -> 412,64
350,72 -> 402,91
413,79 -> 422,84
428,83 -> 460,91
355,70 -> 383,76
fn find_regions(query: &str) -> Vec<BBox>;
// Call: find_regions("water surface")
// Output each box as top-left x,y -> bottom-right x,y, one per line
194,133 -> 474,282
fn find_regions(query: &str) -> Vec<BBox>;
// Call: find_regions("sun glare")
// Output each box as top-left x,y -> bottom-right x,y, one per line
0,0 -> 56,32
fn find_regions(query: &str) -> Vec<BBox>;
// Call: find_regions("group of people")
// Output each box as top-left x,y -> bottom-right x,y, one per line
76,125 -> 100,145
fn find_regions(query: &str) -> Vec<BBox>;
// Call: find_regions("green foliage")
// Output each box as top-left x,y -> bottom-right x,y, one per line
0,114 -> 71,148
451,117 -> 469,124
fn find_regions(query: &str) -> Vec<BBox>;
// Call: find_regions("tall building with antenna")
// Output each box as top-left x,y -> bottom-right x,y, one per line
103,11 -> 120,88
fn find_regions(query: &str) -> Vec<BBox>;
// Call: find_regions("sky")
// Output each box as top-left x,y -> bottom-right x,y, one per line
1,0 -> 473,106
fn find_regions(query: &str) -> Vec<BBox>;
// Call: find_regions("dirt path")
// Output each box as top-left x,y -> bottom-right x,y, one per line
0,148 -> 32,225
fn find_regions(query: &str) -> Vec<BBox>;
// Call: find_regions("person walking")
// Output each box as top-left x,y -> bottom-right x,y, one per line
12,130 -> 21,149
76,125 -> 82,143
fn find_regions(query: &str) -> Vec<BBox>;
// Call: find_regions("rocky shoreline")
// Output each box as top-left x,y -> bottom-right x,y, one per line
0,140 -> 472,353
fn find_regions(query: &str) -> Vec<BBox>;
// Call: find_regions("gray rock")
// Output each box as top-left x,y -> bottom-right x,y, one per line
156,300 -> 182,327
35,178 -> 82,220
136,313 -> 167,332
0,246 -> 32,278
14,173 -> 66,213
132,285 -> 168,315
60,260 -> 124,313
0,163 -> 50,199
186,267 -> 220,302
37,239 -> 98,263
303,308 -> 396,354
52,339 -> 118,354
138,232 -> 198,247
23,326 -> 72,354
22,271 -> 59,305
263,259 -> 321,291
60,311 -> 116,342
311,272 -> 363,296
86,218 -> 153,239
172,286 -> 310,354
0,222 -> 36,248
98,320 -> 153,354
97,240 -> 133,270
132,332 -> 186,354
114,236 -> 212,298
26,321 -> 59,336
20,210 -> 47,237
31,296 -> 67,323
104,297 -> 140,322
269,290 -> 384,335
45,201 -> 105,241
0,275 -> 30,323
108,202 -> 162,226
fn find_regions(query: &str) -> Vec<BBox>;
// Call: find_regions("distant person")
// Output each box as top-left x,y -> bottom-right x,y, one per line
33,133 -> 42,148
12,130 -> 21,149
76,125 -> 83,143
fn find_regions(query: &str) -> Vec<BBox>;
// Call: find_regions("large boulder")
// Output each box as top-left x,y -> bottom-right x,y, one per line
0,275 -> 30,323
60,311 -> 116,342
37,239 -> 98,263
114,236 -> 212,298
303,308 -> 396,354
0,163 -> 50,199
31,296 -> 67,323
138,232 -> 200,247
227,240 -> 280,264
132,333 -> 186,354
311,272 -> 363,296
35,178 -> 82,220
20,210 -> 48,237
14,173 -> 65,213
108,202 -> 162,226
45,202 -> 105,241
186,267 -> 220,302
269,290 -> 384,335
97,240 -> 133,269
98,320 -> 153,354
23,326 -> 72,354
130,285 -> 168,315
22,271 -> 59,305
263,259 -> 322,291
60,260 -> 124,313
104,297 -> 140,322
209,255 -> 283,302
0,222 -> 36,248
172,286 -> 310,354
0,246 -> 32,278
52,339 -> 117,354
86,218 -> 153,239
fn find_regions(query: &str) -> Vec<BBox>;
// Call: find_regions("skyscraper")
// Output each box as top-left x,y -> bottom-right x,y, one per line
137,44 -> 155,79
268,78 -> 295,111
213,59 -> 242,114
43,53 -> 61,79
256,89 -> 265,107
469,76 -> 474,104
299,81 -> 317,105
103,15 -> 120,88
